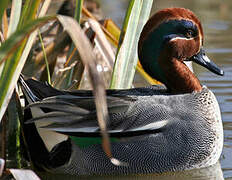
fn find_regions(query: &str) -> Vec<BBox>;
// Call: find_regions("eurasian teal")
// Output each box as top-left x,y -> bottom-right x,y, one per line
19,8 -> 224,175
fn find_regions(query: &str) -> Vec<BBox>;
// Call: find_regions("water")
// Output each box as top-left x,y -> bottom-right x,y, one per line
100,0 -> 232,179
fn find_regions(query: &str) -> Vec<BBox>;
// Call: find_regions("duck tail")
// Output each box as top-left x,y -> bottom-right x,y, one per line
18,74 -> 72,170
18,74 -> 51,170
18,74 -> 64,100
18,74 -> 40,103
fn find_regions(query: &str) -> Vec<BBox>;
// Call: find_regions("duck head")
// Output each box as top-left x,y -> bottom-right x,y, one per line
138,8 -> 224,94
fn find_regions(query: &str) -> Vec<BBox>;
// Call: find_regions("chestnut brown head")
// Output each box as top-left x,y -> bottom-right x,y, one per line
138,8 -> 223,86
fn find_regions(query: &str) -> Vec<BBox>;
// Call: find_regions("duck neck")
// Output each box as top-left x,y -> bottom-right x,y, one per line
158,53 -> 202,94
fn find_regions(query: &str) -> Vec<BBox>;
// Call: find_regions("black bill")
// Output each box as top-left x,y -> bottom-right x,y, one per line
188,48 -> 224,76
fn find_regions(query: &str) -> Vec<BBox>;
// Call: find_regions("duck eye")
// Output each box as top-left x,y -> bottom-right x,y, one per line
186,30 -> 194,38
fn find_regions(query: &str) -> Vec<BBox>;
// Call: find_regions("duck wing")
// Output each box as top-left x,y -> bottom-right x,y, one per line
19,76 -> 169,138
19,75 -> 167,99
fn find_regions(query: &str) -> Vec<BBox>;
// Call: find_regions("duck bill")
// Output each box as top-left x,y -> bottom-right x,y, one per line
188,48 -> 224,76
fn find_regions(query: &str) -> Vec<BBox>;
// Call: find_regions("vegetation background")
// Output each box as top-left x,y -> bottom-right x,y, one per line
0,0 -> 154,178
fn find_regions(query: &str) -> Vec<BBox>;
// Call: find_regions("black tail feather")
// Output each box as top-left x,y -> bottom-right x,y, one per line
19,74 -> 71,170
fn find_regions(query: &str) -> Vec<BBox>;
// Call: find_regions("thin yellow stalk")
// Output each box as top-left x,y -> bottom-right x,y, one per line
38,30 -> 51,84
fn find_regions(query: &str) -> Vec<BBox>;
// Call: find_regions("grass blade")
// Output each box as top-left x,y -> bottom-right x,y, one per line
125,0 -> 153,86
7,92 -> 22,169
57,15 -> 123,165
75,0 -> 83,23
38,30 -> 51,84
0,16 -> 56,122
2,10 -> 8,39
103,17 -> 160,85
7,0 -> 22,37
9,169 -> 40,180
18,0 -> 41,28
0,16 -> 55,64
88,19 -> 115,68
110,0 -> 153,89
62,0 -> 83,88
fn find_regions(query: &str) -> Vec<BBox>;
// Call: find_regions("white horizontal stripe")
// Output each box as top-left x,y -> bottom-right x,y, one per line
170,37 -> 194,41
131,120 -> 168,131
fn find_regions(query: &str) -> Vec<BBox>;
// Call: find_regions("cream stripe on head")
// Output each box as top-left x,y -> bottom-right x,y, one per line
170,37 -> 194,42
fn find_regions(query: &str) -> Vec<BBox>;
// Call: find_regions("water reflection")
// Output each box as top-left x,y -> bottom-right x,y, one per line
39,162 -> 223,180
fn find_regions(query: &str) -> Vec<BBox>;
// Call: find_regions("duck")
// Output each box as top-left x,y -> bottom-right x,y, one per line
19,7 -> 224,175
